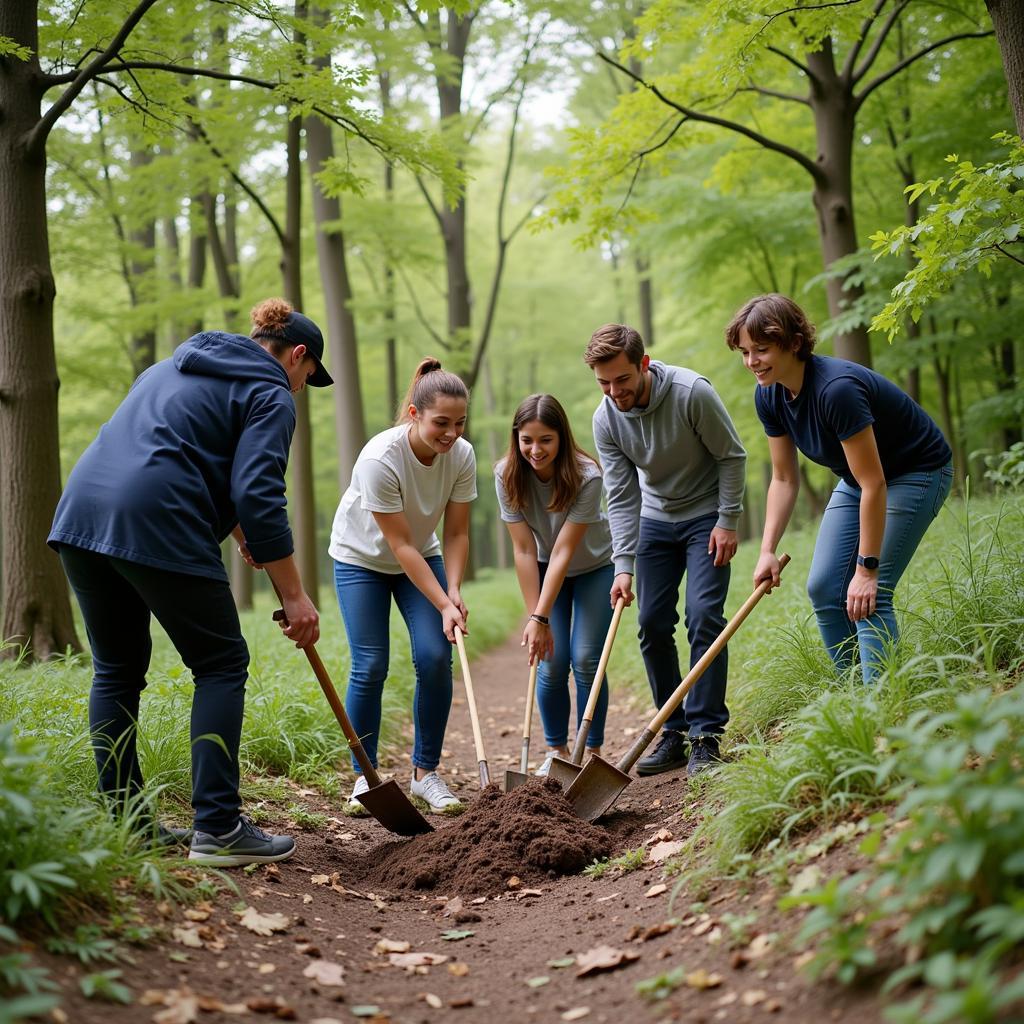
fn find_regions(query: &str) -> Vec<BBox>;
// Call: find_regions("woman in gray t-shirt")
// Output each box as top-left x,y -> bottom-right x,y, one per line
495,394 -> 615,776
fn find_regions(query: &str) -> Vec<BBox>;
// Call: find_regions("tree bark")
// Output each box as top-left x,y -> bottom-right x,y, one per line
128,146 -> 156,374
807,40 -> 871,367
0,3 -> 81,658
378,51 -> 399,418
185,191 -> 207,338
987,0 -> 1024,136
283,111 -> 319,606
635,252 -> 654,348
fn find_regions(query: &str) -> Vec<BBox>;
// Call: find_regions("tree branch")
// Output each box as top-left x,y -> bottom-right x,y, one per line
598,52 -> 824,186
744,0 -> 862,56
414,173 -> 444,230
855,29 -> 995,108
737,84 -> 809,104
848,0 -> 911,84
994,243 -> 1024,268
30,0 -> 161,156
841,0 -> 890,82
397,265 -> 448,349
766,45 -> 814,80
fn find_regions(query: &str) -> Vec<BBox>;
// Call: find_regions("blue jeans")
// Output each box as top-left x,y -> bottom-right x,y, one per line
635,512 -> 730,737
807,463 -> 953,682
535,562 -> 615,749
333,558 -> 452,773
58,546 -> 248,835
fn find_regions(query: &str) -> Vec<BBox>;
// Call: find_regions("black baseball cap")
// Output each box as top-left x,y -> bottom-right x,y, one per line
283,312 -> 333,387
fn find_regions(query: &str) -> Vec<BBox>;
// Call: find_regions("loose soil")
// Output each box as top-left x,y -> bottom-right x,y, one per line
359,780 -> 611,895
41,632 -> 888,1024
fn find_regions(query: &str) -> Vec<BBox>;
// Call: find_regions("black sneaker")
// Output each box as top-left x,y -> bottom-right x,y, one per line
636,730 -> 689,776
154,824 -> 193,849
188,816 -> 295,867
687,735 -> 722,777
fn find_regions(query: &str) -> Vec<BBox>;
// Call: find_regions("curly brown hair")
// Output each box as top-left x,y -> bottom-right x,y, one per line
725,294 -> 816,361
250,298 -> 293,355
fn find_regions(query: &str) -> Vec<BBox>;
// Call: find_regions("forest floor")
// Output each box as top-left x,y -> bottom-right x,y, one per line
41,634 -> 888,1024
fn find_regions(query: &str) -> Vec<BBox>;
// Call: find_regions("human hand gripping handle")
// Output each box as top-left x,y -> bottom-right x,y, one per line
267,577 -> 319,648
610,572 -> 634,608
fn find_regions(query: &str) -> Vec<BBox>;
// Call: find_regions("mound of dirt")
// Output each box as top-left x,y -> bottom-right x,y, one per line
357,779 -> 612,895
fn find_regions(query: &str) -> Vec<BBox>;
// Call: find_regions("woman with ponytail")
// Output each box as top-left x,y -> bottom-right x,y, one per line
49,298 -> 330,866
329,358 -> 475,813
495,394 -> 614,776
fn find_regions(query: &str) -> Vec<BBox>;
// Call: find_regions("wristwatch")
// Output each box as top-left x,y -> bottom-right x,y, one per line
529,613 -> 549,625
857,555 -> 880,570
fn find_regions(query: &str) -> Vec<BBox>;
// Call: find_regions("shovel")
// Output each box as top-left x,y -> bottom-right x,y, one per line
547,596 -> 626,789
453,626 -> 490,788
565,554 -> 791,823
272,608 -> 433,837
503,661 -> 539,792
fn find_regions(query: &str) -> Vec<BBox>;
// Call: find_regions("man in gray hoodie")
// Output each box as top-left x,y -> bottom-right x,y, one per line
584,324 -> 746,776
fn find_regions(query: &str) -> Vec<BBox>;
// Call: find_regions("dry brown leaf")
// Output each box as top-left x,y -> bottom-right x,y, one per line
470,897 -> 486,905
448,962 -> 470,976
449,996 -> 475,1008
236,906 -> 290,936
645,883 -> 668,898
561,1009 -> 591,1022
506,875 -> 522,889
741,989 -> 768,1007
303,960 -> 346,987
50,1009 -> 68,1024
152,988 -> 200,1024
246,995 -> 296,1017
374,938 -> 411,954
311,874 -> 332,885
517,888 -> 544,899
442,896 -> 464,918
789,865 -> 822,896
389,952 -> 449,970
195,996 -> 247,1014
423,994 -> 443,1009
793,951 -> 816,970
156,901 -> 174,919
183,908 -> 210,922
171,927 -> 203,949
641,922 -> 677,942
648,840 -> 684,863
714,992 -> 738,1008
257,963 -> 276,974
646,827 -> 673,844
685,969 -> 723,989
692,915 -> 714,936
141,990 -> 168,1007
302,894 -> 313,904
746,933 -> 775,959
575,944 -> 641,977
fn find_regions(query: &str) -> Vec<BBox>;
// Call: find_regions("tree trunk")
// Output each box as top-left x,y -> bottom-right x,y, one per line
129,146 -> 157,374
305,115 -> 366,490
636,252 -> 654,348
0,3 -> 81,659
378,53 -> 399,418
163,211 -> 184,356
987,0 -> 1024,135
807,40 -> 871,367
283,112 -> 319,606
185,192 -> 207,338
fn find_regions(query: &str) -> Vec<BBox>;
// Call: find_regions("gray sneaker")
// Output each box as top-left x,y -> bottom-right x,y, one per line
188,815 -> 295,867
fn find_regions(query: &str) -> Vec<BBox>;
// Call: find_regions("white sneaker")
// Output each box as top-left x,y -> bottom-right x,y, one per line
410,772 -> 462,813
347,774 -> 370,815
535,755 -> 555,777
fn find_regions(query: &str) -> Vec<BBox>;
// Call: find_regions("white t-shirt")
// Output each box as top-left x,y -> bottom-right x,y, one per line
329,425 -> 477,573
494,457 -> 612,577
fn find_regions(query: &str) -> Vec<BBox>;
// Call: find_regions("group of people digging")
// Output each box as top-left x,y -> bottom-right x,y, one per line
47,293 -> 952,867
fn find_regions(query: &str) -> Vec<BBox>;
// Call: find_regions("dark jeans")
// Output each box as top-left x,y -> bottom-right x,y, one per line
635,513 -> 730,737
59,546 -> 248,834
333,557 -> 453,773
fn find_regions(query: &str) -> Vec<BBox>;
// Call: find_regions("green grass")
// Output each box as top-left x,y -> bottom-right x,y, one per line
583,846 -> 647,879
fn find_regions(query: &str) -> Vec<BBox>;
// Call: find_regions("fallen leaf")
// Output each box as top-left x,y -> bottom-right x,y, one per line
152,988 -> 200,1024
448,962 -> 470,976
526,976 -> 550,988
575,944 -> 641,976
595,892 -> 620,902
257,963 -> 276,974
561,1009 -> 591,1021
295,942 -> 322,957
793,951 -> 816,971
183,909 -> 210,922
741,989 -> 768,1006
789,865 -> 822,896
423,994 -> 443,1009
645,884 -> 668,898
692,916 -> 715,937
167,951 -> 190,964
195,996 -> 248,1014
706,926 -> 724,945
714,992 -> 738,1007
506,876 -> 521,889
517,889 -> 544,899
449,996 -> 475,1008
236,906 -> 289,936
302,894 -> 313,904
442,897 -> 464,918
470,897 -> 487,905
547,957 -> 575,968
246,996 -> 296,1017
747,933 -> 776,959
685,969 -> 723,989
648,841 -> 684,863
440,929 -> 474,941
765,999 -> 783,1012
350,1007 -> 381,1018
171,927 -> 203,949
311,874 -> 331,885
303,960 -> 346,987
373,938 -> 411,954
389,952 -> 449,970
641,921 -> 677,942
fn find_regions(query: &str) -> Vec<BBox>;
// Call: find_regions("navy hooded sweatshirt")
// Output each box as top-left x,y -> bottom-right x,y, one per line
49,331 -> 297,581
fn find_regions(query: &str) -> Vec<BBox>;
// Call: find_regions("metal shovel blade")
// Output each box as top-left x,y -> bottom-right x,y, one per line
564,754 -> 632,823
356,778 -> 434,837
546,755 -> 584,790
503,769 -> 531,792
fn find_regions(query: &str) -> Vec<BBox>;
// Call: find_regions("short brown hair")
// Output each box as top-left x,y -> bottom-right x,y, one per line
724,294 -> 816,361
583,323 -> 645,368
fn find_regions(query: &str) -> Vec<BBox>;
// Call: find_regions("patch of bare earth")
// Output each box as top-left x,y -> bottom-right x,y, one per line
41,633 -> 887,1023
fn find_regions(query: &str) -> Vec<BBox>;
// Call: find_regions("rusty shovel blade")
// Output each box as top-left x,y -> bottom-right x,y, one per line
356,778 -> 434,837
546,755 -> 584,790
563,754 -> 632,823
503,769 -> 531,792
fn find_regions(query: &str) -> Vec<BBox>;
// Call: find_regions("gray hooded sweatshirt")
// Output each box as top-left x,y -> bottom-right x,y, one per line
592,360 -> 746,577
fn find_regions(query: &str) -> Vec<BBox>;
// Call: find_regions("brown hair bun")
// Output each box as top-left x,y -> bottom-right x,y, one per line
250,298 -> 293,337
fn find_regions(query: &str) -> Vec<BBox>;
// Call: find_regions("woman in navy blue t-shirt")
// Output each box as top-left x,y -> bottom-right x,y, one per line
726,294 -> 953,682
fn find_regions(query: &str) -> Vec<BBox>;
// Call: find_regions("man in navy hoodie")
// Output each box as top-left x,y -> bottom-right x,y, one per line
49,299 -> 328,866
584,324 -> 746,777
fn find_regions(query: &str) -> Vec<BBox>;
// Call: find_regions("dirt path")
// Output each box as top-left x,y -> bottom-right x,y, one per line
48,634 -> 885,1023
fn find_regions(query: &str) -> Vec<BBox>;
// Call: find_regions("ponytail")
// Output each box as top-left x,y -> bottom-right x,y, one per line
396,357 -> 469,423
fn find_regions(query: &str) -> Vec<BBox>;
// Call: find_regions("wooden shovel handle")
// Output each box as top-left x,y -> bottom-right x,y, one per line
618,554 -> 792,774
569,596 -> 625,764
519,661 -> 538,775
454,626 -> 490,787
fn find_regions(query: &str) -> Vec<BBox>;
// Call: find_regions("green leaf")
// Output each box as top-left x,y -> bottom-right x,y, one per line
440,929 -> 474,941
547,957 -> 575,968
351,1006 -> 382,1017
526,976 -> 550,987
